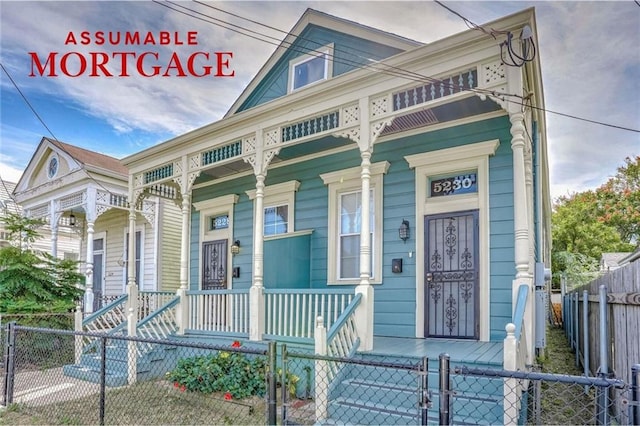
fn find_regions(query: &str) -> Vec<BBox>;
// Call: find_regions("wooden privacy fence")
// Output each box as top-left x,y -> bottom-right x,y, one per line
564,260 -> 639,408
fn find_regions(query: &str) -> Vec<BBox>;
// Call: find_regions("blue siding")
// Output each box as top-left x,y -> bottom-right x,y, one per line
190,116 -> 516,341
236,25 -> 404,113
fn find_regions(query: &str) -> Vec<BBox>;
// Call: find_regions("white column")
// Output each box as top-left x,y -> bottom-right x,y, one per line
177,193 -> 191,334
50,200 -> 58,258
354,96 -> 375,351
84,220 -> 95,314
250,173 -> 265,341
510,111 -> 534,364
126,208 -> 139,324
510,112 -> 530,280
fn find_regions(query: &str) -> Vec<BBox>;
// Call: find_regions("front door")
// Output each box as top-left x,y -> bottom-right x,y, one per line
202,239 -> 228,290
424,210 -> 479,339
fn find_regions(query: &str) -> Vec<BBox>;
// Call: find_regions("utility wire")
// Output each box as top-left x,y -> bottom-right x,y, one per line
0,62 -> 134,205
155,0 -> 510,100
170,0 -> 640,133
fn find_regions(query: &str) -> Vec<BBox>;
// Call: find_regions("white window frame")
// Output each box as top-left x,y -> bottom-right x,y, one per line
193,194 -> 239,289
246,180 -> 300,237
288,44 -> 334,92
405,139 -> 499,341
321,161 -> 389,285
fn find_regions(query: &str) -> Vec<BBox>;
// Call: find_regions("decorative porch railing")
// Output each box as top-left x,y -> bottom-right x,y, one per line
503,284 -> 530,425
80,295 -> 128,340
134,296 -> 180,356
264,289 -> 354,341
137,291 -> 176,320
186,289 -> 250,335
314,292 -> 362,420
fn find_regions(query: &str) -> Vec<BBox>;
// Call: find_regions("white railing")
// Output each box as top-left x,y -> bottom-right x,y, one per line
314,293 -> 362,421
264,289 -> 354,340
503,284 -> 530,425
187,289 -> 249,335
137,291 -> 176,320
135,297 -> 180,356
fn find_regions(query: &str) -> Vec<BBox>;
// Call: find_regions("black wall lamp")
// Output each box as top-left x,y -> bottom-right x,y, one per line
398,219 -> 410,242
230,240 -> 241,255
69,213 -> 76,227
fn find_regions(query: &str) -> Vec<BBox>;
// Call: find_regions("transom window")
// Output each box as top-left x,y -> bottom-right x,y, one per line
289,44 -> 333,92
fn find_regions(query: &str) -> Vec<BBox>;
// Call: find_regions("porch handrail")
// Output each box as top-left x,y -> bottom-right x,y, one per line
82,294 -> 128,327
326,292 -> 362,360
135,296 -> 180,356
186,289 -> 250,335
264,288 -> 354,340
503,284 -> 529,425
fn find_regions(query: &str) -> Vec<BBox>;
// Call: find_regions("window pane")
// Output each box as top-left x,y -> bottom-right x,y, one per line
338,190 -> 375,279
293,54 -> 326,89
264,204 -> 288,236
340,235 -> 359,278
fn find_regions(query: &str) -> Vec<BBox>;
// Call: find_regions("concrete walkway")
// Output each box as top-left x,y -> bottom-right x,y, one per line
4,367 -> 100,407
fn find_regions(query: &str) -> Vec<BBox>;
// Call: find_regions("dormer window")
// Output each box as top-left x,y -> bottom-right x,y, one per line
289,44 -> 333,92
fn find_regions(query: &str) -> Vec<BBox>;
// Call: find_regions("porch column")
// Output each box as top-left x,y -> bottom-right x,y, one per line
510,111 -> 535,364
249,173 -> 266,341
84,220 -> 95,314
176,192 -> 191,333
126,208 -> 139,326
355,151 -> 374,351
50,200 -> 58,258
510,112 -> 530,280
354,97 -> 376,351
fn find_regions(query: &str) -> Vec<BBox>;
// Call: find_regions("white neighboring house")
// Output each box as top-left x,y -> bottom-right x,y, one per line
12,137 -> 181,312
1,179 -> 79,255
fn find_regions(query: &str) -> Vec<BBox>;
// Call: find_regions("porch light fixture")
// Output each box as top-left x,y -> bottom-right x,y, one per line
399,219 -> 410,242
69,214 -> 76,227
230,240 -> 241,255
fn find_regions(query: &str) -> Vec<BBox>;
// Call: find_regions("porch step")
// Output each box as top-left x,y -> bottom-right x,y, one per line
63,342 -> 177,387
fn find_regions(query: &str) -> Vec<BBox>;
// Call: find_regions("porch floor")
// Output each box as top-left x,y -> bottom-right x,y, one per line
366,336 -> 504,366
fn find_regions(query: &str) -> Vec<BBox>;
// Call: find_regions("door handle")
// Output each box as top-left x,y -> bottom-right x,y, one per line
426,272 -> 433,282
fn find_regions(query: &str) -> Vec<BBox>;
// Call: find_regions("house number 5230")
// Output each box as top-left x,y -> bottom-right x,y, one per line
430,173 -> 477,197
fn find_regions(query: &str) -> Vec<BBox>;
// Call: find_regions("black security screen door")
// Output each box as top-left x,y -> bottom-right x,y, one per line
424,210 -> 479,339
202,239 -> 228,290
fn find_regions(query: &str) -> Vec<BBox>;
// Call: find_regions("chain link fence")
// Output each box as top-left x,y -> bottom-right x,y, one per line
2,324 -> 638,425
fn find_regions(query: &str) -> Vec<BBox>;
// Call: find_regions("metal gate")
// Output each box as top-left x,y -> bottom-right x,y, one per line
202,239 -> 228,290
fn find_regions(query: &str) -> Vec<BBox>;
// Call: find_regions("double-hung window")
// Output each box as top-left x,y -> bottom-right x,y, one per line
321,161 -> 389,284
246,180 -> 300,237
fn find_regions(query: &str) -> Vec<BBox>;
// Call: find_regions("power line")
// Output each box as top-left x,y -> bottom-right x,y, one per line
0,62 -> 133,205
170,0 -> 640,133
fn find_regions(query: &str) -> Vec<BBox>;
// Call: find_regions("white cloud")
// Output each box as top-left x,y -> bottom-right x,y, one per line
1,1 -> 638,201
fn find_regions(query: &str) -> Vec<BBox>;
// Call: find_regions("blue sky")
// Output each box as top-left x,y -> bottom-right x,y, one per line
1,1 -> 638,199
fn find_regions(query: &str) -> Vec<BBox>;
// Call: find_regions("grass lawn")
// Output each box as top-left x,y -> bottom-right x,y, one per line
0,380 -> 266,425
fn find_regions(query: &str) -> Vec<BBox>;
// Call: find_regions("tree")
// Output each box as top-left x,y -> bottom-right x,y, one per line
595,156 -> 640,244
0,212 -> 84,314
551,156 -> 640,287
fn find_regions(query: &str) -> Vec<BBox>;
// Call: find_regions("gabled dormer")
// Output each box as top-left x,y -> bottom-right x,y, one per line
226,8 -> 421,116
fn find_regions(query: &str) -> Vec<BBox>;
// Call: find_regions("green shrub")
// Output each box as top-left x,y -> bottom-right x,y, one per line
167,347 -> 267,399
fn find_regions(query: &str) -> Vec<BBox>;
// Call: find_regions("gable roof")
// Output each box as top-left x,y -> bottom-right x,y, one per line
14,137 -> 128,196
47,138 -> 128,176
0,180 -> 20,214
224,8 -> 422,117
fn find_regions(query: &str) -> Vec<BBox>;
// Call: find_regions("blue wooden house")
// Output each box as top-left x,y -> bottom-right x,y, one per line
67,7 -> 551,424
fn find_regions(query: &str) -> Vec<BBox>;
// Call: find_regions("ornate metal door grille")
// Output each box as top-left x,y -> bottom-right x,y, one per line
424,211 -> 479,339
202,239 -> 228,290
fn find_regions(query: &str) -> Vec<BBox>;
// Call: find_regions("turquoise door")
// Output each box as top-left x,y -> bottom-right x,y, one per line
424,210 -> 479,339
